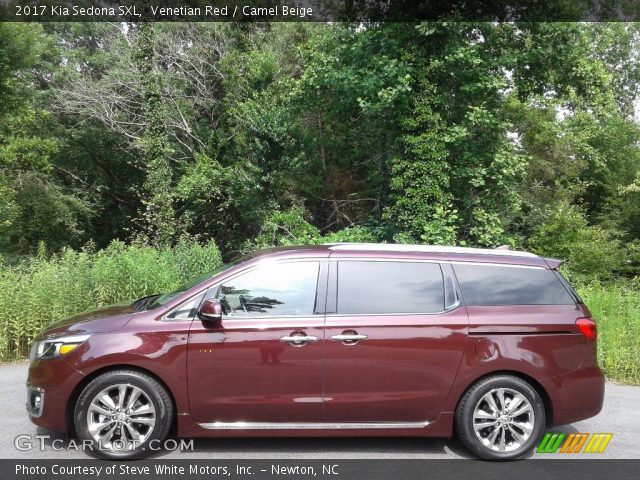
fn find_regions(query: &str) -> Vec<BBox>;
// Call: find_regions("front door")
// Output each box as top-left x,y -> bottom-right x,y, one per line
187,260 -> 325,424
323,259 -> 468,424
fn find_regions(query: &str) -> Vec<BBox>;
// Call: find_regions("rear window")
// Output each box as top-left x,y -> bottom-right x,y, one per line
453,263 -> 574,306
337,261 -> 444,314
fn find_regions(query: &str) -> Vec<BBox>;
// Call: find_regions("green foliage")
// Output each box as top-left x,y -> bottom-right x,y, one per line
0,172 -> 94,254
0,176 -> 17,237
386,95 -> 458,245
2,22 -> 640,280
321,226 -> 382,244
0,23 -> 50,115
252,207 -> 321,248
0,23 -> 94,254
251,207 -> 382,249
579,283 -> 640,384
528,202 -> 625,281
176,153 -> 262,251
133,23 -> 176,247
0,238 -> 221,359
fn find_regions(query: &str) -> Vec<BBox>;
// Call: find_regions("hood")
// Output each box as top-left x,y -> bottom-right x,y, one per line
39,302 -> 137,340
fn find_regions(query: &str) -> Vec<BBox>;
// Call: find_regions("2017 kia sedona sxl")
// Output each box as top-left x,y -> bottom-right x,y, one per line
26,243 -> 604,460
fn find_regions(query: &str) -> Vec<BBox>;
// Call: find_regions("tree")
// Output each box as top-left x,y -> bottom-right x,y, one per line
3,21 -> 640,281
0,23 -> 93,254
133,23 -> 176,246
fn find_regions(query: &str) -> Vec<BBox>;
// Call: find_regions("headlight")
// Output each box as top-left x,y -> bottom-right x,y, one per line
29,334 -> 90,360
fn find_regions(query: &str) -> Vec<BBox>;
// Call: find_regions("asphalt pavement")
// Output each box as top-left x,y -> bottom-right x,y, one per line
2,361 -> 638,459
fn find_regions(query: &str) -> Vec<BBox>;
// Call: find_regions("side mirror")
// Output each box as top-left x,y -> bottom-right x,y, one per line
198,298 -> 223,323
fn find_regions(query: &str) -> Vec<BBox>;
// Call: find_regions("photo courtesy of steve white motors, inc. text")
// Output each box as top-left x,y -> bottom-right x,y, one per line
14,4 -> 316,19
15,463 -> 339,477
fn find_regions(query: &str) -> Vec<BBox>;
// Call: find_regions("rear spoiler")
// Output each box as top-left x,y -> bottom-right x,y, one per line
544,257 -> 564,269
494,246 -> 564,269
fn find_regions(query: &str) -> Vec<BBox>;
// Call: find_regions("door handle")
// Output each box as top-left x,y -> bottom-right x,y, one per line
330,333 -> 368,343
280,334 -> 319,345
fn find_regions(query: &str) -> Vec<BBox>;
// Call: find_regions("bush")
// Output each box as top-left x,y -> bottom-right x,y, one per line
0,238 -> 221,360
528,202 -> 625,281
252,207 -> 321,249
250,207 -> 383,250
579,283 -> 640,384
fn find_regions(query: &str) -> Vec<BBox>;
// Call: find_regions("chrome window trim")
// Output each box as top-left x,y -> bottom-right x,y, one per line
448,261 -> 546,270
331,257 -> 443,264
219,314 -> 323,320
330,257 -> 546,269
324,306 -> 461,318
325,242 -> 538,258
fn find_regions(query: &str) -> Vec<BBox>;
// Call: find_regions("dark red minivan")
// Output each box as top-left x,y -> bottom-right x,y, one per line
26,243 -> 604,460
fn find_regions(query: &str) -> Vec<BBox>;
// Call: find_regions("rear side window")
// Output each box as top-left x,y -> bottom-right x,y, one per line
337,261 -> 444,314
453,263 -> 574,306
554,271 -> 584,304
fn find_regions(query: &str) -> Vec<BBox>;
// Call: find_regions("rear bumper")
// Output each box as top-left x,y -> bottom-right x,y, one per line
26,357 -> 85,432
542,366 -> 605,426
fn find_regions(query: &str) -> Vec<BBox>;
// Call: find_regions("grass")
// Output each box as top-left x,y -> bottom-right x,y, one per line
0,239 -> 221,360
578,284 -> 640,384
0,243 -> 638,384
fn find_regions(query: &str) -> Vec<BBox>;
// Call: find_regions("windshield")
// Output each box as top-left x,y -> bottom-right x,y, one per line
144,262 -> 235,310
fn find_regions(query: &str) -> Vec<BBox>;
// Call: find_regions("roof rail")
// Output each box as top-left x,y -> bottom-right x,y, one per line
323,243 -> 538,258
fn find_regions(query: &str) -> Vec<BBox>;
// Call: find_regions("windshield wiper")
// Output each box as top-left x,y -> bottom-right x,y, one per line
133,294 -> 161,312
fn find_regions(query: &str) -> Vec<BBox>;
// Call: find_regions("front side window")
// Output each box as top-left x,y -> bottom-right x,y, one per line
453,263 -> 574,306
336,261 -> 445,314
217,261 -> 320,317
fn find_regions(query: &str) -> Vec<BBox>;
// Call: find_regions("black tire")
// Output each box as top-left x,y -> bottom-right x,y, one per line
455,375 -> 545,460
74,369 -> 173,459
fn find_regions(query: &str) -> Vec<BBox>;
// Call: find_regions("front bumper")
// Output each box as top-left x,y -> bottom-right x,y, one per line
26,385 -> 44,418
26,357 -> 85,432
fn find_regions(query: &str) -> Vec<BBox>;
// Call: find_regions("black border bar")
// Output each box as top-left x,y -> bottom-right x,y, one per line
1,1 -> 640,22
6,459 -> 640,480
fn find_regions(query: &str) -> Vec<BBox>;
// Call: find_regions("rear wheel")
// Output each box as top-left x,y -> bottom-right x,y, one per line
455,375 -> 545,460
74,370 -> 173,459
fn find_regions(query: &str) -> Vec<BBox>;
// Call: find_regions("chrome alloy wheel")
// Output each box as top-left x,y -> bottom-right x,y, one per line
86,383 -> 156,451
472,387 -> 535,453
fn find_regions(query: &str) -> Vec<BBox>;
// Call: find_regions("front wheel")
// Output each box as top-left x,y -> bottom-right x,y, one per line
74,370 -> 173,459
455,375 -> 545,460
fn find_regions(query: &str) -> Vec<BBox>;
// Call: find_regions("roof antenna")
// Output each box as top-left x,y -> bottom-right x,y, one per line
495,245 -> 510,250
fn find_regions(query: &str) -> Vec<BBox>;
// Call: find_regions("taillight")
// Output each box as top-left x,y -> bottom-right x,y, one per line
576,317 -> 597,340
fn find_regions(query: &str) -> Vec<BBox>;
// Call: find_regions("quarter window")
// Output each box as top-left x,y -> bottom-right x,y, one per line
165,292 -> 205,321
453,263 -> 574,306
217,262 -> 320,317
336,261 -> 445,314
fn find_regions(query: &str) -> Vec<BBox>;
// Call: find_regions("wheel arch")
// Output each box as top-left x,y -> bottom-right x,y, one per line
65,364 -> 178,435
453,370 -> 554,427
